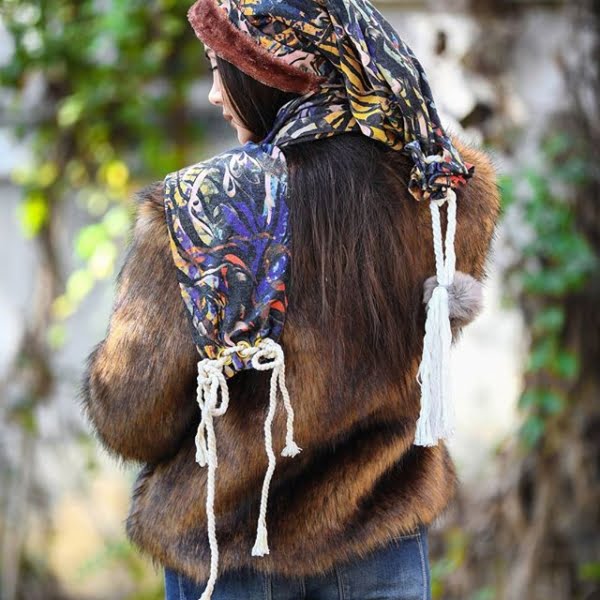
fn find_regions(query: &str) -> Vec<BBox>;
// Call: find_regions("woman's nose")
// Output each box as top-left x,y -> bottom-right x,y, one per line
208,80 -> 223,107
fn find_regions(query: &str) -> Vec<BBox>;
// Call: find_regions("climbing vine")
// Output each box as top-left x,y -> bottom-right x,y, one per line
500,132 -> 597,450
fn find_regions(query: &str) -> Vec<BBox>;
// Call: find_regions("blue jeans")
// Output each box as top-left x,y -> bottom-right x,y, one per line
164,522 -> 430,600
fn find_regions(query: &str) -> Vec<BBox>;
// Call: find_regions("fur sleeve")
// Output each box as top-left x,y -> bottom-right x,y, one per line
79,181 -> 200,465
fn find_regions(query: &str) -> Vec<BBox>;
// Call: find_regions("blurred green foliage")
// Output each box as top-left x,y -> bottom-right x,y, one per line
430,527 -> 496,600
500,132 -> 597,450
578,561 -> 600,583
431,526 -> 466,598
1,0 -> 211,595
1,0 -> 209,348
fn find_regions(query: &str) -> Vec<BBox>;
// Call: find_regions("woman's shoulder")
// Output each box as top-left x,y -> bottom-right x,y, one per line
129,140 -> 289,235
164,140 -> 288,193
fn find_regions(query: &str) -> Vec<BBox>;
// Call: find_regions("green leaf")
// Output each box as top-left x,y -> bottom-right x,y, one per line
499,174 -> 516,209
542,132 -> 571,160
66,269 -> 95,303
16,192 -> 48,237
522,271 -> 569,296
89,240 -> 118,279
539,390 -> 565,415
553,351 -> 580,381
519,415 -> 545,448
52,294 -> 74,320
47,322 -> 67,349
524,168 -> 549,203
532,306 -> 564,335
578,561 -> 600,582
75,223 -> 109,260
38,161 -> 59,187
518,389 -> 542,411
103,205 -> 131,237
57,95 -> 84,127
557,157 -> 589,184
527,339 -> 556,373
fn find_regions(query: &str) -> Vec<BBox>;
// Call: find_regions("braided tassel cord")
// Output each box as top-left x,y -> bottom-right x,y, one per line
415,188 -> 458,446
250,339 -> 302,556
193,339 -> 302,600
194,359 -> 230,600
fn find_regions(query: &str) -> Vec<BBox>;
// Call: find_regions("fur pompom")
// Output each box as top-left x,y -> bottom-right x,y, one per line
422,271 -> 484,328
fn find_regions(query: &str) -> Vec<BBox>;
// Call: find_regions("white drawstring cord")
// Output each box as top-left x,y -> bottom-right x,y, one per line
415,183 -> 458,447
194,339 -> 302,600
248,339 -> 302,556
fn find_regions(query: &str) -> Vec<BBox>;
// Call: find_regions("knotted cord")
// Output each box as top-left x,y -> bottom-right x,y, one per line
194,339 -> 302,600
415,183 -> 458,446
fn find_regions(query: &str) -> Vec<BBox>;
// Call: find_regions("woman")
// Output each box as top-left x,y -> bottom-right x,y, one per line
80,1 -> 501,599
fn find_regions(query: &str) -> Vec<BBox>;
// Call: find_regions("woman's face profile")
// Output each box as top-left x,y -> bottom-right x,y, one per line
205,48 -> 256,145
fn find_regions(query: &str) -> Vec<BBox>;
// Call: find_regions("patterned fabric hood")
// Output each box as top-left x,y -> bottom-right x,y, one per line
163,1 -> 475,597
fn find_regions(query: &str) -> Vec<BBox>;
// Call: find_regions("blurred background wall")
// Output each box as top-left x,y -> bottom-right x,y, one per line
0,1 -> 598,599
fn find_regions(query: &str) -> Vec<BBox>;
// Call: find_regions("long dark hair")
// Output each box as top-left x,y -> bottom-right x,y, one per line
216,55 -> 426,389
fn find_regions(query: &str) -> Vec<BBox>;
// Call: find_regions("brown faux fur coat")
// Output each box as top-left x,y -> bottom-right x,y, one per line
79,137 -> 501,585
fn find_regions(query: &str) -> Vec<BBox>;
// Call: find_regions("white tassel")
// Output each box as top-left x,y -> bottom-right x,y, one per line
193,339 -> 302,600
252,522 -> 270,557
249,339 -> 302,557
281,440 -> 302,457
195,358 -> 230,600
415,188 -> 458,447
276,351 -> 302,458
